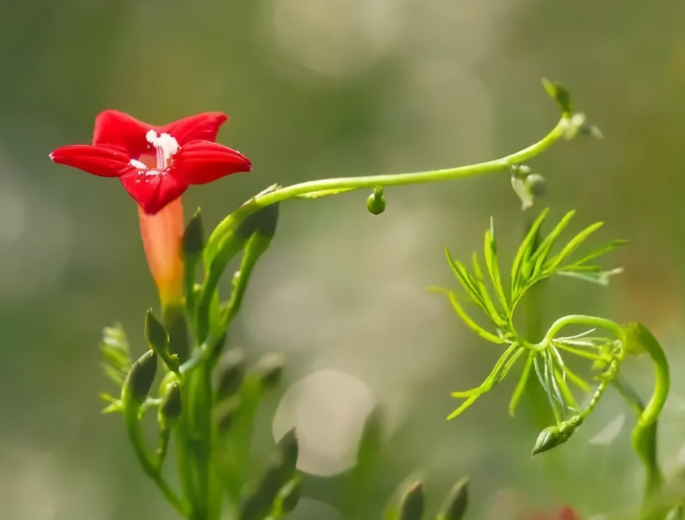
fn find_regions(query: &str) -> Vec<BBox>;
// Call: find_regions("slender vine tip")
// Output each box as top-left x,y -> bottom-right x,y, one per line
542,78 -> 573,116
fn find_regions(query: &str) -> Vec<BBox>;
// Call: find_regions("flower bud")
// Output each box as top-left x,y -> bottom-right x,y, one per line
367,186 -> 386,215
217,400 -> 240,434
145,309 -> 169,351
122,350 -> 158,405
241,445 -> 299,520
437,477 -> 469,520
277,428 -> 299,476
255,353 -> 285,390
216,349 -> 246,400
531,424 -> 574,455
158,381 -> 182,430
145,309 -> 179,372
399,482 -> 424,520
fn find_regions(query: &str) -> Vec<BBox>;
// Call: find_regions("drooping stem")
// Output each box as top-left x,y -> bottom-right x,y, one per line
206,113 -> 572,259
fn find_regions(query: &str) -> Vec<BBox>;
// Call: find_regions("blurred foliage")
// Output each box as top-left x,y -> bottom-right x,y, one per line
2,1 -> 685,519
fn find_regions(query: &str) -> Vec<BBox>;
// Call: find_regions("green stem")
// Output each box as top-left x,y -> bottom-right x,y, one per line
626,323 -> 669,504
208,114 -> 571,253
123,405 -> 190,517
541,314 -> 625,346
187,365 -> 217,520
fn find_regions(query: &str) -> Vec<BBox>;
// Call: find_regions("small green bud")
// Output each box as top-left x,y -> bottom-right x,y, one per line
216,349 -> 246,400
542,78 -> 573,115
217,400 -> 239,434
182,208 -> 205,257
277,428 -> 299,476
438,477 -> 469,520
145,309 -> 169,352
399,482 -> 424,520
531,424 -> 574,455
255,353 -> 285,389
367,186 -> 386,215
123,351 -> 158,405
145,309 -> 179,372
241,449 -> 298,520
158,381 -> 182,430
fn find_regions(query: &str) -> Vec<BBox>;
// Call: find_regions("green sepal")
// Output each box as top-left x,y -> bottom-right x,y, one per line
437,477 -> 469,520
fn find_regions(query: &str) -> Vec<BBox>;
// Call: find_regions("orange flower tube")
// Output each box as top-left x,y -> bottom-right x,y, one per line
138,197 -> 185,314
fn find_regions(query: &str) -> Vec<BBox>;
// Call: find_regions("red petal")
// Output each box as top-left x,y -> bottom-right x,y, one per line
160,112 -> 228,145
173,141 -> 252,185
120,170 -> 189,215
93,110 -> 152,157
50,144 -> 135,177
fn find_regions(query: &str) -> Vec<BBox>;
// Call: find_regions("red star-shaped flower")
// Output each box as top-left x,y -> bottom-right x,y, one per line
50,110 -> 252,215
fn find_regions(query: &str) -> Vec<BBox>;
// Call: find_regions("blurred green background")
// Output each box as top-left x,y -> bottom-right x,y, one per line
2,0 -> 685,519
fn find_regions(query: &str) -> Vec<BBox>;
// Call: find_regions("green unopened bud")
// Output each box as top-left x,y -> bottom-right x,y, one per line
532,424 -> 573,455
183,208 -> 205,257
277,428 -> 299,476
367,186 -> 386,215
255,353 -> 285,389
357,407 -> 383,462
399,482 -> 424,520
542,78 -> 573,116
438,477 -> 469,520
145,309 -> 179,372
158,381 -> 182,430
145,309 -> 169,351
216,349 -> 246,400
237,204 -> 280,240
241,448 -> 298,520
123,351 -> 158,405
217,400 -> 240,434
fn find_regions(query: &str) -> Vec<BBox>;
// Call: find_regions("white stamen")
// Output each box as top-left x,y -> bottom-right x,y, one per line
129,159 -> 148,170
145,130 -> 180,169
